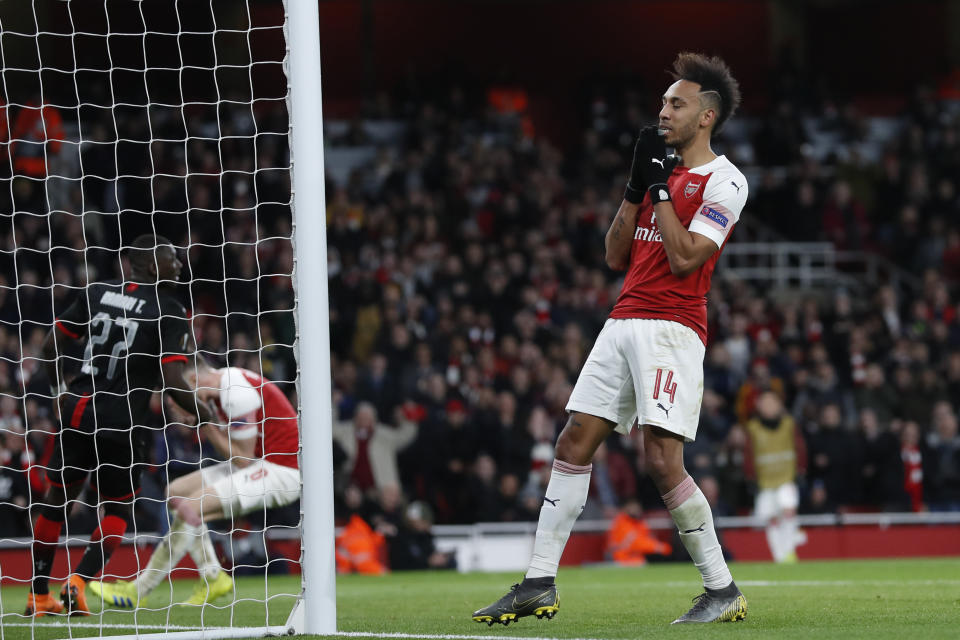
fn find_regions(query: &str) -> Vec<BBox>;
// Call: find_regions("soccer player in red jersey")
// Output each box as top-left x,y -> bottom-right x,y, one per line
474,52 -> 748,625
89,359 -> 299,608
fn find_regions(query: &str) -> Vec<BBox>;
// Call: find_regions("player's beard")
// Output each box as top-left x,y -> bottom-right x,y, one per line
664,120 -> 697,152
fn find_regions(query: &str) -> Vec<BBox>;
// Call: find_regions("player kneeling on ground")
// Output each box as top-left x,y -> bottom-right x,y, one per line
89,358 -> 300,608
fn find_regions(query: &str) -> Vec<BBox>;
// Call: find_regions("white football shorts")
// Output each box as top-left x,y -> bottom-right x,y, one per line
754,482 -> 799,521
201,459 -> 301,516
565,318 -> 705,441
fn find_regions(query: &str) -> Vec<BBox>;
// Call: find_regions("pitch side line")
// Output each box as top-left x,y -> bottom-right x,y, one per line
735,579 -> 960,587
627,579 -> 960,588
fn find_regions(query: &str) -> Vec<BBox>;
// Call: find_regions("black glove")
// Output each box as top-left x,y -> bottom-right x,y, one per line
637,127 -> 681,205
624,125 -> 660,204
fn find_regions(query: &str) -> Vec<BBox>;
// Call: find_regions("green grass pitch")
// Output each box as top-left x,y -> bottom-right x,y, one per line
1,558 -> 958,639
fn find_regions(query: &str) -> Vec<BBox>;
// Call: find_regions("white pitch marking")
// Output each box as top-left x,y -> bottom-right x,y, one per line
738,579 -> 960,587
1,630 -> 612,640
331,634 -> 609,640
625,579 -> 960,588
1,621 -> 205,630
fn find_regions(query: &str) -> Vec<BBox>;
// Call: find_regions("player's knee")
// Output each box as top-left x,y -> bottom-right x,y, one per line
554,424 -> 593,466
35,501 -> 68,523
33,486 -> 69,516
644,449 -> 676,486
165,482 -> 185,502
169,495 -> 203,527
103,500 -> 134,524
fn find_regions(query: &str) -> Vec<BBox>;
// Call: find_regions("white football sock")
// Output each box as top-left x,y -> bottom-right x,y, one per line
663,476 -> 733,590
765,522 -> 786,562
187,524 -> 222,581
780,515 -> 799,556
525,460 -> 591,579
136,517 -> 201,594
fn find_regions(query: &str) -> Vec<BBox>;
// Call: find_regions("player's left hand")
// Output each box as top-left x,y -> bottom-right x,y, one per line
164,393 -> 198,425
194,398 -> 220,427
637,127 -> 681,204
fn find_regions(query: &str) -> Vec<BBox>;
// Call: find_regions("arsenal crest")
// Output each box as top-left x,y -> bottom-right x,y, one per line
683,181 -> 701,198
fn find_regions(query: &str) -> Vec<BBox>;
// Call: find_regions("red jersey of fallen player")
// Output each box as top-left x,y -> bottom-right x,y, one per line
216,367 -> 300,469
610,155 -> 748,343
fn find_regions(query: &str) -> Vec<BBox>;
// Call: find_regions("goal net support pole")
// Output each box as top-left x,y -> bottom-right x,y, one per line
284,0 -> 336,635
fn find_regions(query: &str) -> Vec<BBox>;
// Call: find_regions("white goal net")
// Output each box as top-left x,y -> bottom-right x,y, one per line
0,1 -> 331,637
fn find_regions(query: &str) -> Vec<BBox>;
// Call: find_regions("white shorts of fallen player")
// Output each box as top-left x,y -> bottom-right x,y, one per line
754,482 -> 800,521
201,459 -> 300,516
566,318 -> 705,442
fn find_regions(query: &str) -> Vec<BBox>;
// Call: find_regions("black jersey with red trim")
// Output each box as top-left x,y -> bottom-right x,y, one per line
54,280 -> 190,431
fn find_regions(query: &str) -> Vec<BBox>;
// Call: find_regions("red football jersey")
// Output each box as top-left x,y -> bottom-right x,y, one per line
609,155 -> 748,343
216,367 -> 300,469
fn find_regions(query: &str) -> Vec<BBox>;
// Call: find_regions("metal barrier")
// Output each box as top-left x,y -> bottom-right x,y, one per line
718,241 -> 922,294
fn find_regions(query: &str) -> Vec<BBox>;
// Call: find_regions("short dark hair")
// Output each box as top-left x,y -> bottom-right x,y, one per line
127,234 -> 173,271
669,52 -> 741,135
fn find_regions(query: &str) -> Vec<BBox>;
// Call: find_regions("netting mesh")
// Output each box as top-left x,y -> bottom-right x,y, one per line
0,1 -> 300,634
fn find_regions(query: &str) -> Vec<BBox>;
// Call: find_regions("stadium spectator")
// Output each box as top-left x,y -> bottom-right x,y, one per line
10,96 -> 65,180
857,409 -> 908,510
900,421 -> 926,512
855,363 -> 898,427
335,513 -> 388,575
925,407 -> 960,511
808,403 -> 863,508
332,400 -> 418,496
386,500 -> 456,571
605,498 -> 672,566
463,453 -> 502,523
0,423 -> 32,537
434,398 -> 480,523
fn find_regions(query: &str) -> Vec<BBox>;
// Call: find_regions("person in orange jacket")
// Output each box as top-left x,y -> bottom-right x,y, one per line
10,96 -> 65,178
605,498 -> 672,566
335,514 -> 388,575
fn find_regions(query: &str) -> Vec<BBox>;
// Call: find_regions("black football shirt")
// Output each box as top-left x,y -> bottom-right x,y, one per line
54,280 -> 190,433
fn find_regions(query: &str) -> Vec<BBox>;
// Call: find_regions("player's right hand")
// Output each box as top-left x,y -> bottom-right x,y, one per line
637,127 -> 681,204
624,125 -> 660,204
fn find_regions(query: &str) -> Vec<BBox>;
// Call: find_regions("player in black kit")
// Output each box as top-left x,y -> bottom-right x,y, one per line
25,235 -> 216,617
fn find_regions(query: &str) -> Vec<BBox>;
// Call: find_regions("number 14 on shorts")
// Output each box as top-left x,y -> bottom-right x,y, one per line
653,368 -> 677,403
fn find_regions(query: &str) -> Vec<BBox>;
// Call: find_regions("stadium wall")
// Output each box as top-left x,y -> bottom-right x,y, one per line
2,518 -> 957,583
432,515 -> 960,571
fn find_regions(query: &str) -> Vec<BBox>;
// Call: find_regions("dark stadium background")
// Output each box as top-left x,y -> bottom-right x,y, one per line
1,0 -> 959,566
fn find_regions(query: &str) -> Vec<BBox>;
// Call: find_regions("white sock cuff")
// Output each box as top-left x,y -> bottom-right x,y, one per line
662,475 -> 697,511
552,459 -> 592,475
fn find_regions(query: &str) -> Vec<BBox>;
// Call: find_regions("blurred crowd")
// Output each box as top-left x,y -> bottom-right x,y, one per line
2,67 -> 960,560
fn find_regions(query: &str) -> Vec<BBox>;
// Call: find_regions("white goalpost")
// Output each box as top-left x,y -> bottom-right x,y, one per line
0,0 -> 334,638
286,0 -> 336,635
